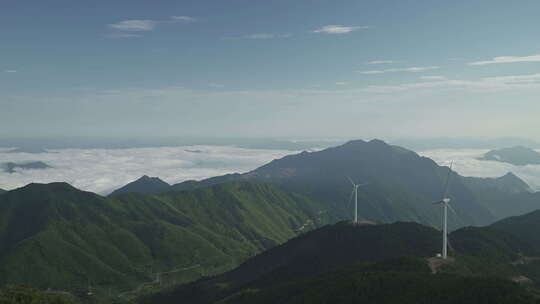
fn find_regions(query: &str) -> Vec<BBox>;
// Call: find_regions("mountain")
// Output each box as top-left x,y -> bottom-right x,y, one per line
7,147 -> 49,153
214,265 -> 535,304
464,172 -> 532,195
170,139 -> 539,228
490,209 -> 540,249
462,173 -> 538,218
0,181 -> 326,298
143,220 -> 540,304
109,175 -> 171,196
480,146 -> 540,166
1,161 -> 51,173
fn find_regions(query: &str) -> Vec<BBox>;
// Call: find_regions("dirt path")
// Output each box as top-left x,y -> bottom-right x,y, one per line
118,264 -> 200,298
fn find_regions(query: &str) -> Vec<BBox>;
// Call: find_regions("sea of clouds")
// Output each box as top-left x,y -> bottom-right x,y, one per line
2,146 -> 540,195
419,149 -> 540,191
0,146 -> 298,194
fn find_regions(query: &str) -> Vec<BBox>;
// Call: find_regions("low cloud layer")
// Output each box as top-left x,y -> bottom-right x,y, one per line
0,146 -> 296,195
2,146 -> 539,195
312,25 -> 369,34
469,54 -> 540,65
419,149 -> 540,191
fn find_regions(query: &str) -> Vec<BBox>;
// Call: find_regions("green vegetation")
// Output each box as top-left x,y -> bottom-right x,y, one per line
491,210 -> 540,247
218,266 -> 536,304
0,181 -> 327,299
0,285 -> 75,304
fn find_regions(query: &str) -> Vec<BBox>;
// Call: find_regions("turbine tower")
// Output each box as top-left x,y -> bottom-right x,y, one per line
433,161 -> 456,259
348,177 -> 368,223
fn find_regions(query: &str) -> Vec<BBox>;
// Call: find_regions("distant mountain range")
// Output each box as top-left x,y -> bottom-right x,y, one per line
1,161 -> 51,173
480,146 -> 540,166
143,208 -> 540,304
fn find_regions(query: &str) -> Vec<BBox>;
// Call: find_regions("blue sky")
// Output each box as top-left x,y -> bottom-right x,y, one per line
1,0 -> 540,139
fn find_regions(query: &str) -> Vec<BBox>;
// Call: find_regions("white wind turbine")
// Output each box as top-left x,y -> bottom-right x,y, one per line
433,161 -> 456,259
348,177 -> 368,223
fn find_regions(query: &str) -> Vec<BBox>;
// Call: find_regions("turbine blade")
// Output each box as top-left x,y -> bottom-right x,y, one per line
357,183 -> 369,187
447,202 -> 457,215
347,188 -> 355,219
350,188 -> 355,200
432,200 -> 444,205
442,161 -> 453,198
347,176 -> 355,186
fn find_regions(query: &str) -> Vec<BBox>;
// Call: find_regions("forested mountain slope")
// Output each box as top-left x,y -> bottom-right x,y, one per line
0,181 -> 326,296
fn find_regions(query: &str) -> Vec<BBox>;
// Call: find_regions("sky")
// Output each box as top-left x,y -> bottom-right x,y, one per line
1,0 -> 540,139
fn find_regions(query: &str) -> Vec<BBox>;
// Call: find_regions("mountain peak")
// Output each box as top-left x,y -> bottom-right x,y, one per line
109,175 -> 171,196
500,172 -> 520,180
369,138 -> 388,145
341,139 -> 392,148
343,139 -> 368,146
19,182 -> 77,192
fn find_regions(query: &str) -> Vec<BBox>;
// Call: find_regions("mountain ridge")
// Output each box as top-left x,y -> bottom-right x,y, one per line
480,146 -> 540,166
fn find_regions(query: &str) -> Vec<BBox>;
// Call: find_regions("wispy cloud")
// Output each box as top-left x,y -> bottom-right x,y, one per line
3,70 -> 17,73
469,54 -> 540,65
420,75 -> 447,81
358,66 -> 439,74
109,20 -> 158,31
363,73 -> 540,93
170,16 -> 197,23
222,33 -> 291,40
335,82 -> 348,86
244,33 -> 275,39
107,16 -> 197,38
105,33 -> 142,39
366,60 -> 394,65
312,25 -> 370,34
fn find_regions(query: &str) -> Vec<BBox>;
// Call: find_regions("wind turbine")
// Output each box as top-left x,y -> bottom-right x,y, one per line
433,161 -> 456,259
347,177 -> 368,224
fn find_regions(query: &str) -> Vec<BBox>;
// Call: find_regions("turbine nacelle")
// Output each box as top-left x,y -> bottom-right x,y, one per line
443,198 -> 451,204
